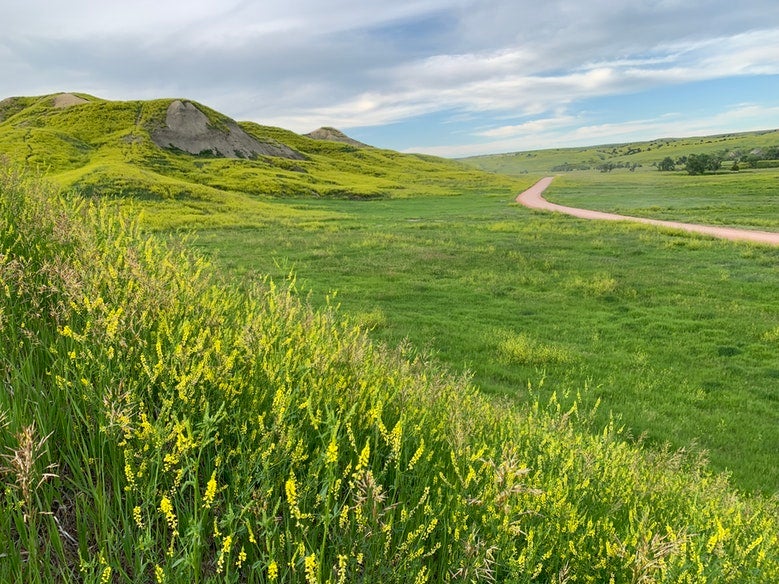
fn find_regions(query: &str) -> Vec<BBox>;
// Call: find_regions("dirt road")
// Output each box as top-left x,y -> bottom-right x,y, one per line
516,177 -> 779,246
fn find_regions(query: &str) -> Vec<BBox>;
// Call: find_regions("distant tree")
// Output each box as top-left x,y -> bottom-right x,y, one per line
685,153 -> 722,175
707,155 -> 722,172
658,156 -> 675,171
685,153 -> 709,175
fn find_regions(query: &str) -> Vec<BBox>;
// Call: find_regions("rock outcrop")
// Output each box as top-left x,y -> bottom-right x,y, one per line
305,127 -> 370,148
152,100 -> 303,160
52,93 -> 88,108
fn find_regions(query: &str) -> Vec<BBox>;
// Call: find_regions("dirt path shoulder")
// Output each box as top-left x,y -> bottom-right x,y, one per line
516,177 -> 779,246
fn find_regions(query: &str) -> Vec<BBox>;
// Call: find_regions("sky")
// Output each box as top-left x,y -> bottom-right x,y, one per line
3,0 -> 779,157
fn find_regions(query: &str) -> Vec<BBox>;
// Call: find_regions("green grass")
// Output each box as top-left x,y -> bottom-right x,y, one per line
460,128 -> 779,174
0,93 -> 521,207
539,168 -> 779,230
3,164 -> 779,583
190,175 -> 779,494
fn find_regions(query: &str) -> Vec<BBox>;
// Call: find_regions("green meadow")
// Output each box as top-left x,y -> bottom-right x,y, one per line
461,129 -> 779,175
191,168 -> 779,494
2,94 -> 779,581
541,170 -> 779,230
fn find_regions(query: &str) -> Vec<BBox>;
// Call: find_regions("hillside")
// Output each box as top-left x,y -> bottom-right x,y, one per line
304,126 -> 370,148
3,162 -> 779,583
460,129 -> 779,174
0,92 -> 520,212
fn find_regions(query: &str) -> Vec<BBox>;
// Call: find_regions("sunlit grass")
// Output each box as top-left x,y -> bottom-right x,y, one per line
0,93 -> 522,215
543,169 -> 779,229
193,182 -> 779,493
3,165 -> 779,582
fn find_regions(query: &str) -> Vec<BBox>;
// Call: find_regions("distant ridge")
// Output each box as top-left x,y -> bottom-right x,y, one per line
0,92 -> 514,203
459,128 -> 779,174
305,126 -> 370,148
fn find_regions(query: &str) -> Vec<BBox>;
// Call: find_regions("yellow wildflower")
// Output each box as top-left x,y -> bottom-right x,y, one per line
286,473 -> 298,508
326,438 -> 339,465
304,553 -> 318,584
100,566 -> 112,584
124,462 -> 136,490
389,422 -> 402,460
408,438 -> 425,470
336,554 -> 348,584
357,441 -> 370,471
203,471 -> 217,509
236,546 -> 247,569
217,535 -> 233,574
339,503 -> 350,529
133,506 -> 143,528
268,559 -> 279,581
159,496 -> 177,530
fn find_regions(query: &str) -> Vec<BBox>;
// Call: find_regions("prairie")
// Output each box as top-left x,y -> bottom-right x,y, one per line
3,163 -> 778,583
192,168 -> 779,494
541,170 -> 779,230
2,95 -> 779,581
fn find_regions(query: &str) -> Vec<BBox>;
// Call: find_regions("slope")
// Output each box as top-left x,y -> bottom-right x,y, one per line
0,93 -> 521,220
460,129 -> 779,174
2,161 -> 778,583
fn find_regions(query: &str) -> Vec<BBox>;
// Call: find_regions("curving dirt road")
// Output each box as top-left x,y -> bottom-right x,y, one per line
516,177 -> 779,246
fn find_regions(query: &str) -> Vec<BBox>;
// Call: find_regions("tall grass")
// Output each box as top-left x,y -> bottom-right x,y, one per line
1,164 -> 778,582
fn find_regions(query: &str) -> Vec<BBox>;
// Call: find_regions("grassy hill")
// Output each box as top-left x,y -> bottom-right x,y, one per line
2,161 -> 779,583
3,94 -> 779,581
0,92 -> 520,231
460,129 -> 779,174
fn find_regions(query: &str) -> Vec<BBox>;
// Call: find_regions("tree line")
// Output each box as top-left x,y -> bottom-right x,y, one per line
658,145 -> 779,175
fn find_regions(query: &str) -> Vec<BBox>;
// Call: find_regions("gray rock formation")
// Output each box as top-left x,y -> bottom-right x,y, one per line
152,100 -> 303,160
305,127 -> 370,148
52,93 -> 88,108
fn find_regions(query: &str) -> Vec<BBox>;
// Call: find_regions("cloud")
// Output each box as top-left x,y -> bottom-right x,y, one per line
477,115 -> 578,138
1,0 -> 779,154
408,104 -> 779,157
255,25 -> 779,133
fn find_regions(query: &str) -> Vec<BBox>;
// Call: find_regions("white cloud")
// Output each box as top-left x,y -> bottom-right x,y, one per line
409,104 -> 779,157
1,0 -> 779,154
477,115 -> 578,138
253,25 -> 779,135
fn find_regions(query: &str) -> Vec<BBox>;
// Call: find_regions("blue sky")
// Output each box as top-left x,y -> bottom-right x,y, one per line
2,0 -> 779,157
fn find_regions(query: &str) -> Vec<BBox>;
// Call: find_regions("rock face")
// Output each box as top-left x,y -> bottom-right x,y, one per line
305,127 -> 370,148
52,93 -> 88,108
152,100 -> 303,160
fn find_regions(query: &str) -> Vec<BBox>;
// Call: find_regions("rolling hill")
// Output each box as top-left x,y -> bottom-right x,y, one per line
460,129 -> 779,174
2,93 -> 779,582
0,92 -> 519,207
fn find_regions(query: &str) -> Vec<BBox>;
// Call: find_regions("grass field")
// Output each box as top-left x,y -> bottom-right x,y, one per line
4,94 -> 779,578
3,164 -> 779,582
190,171 -> 779,494
541,169 -> 779,230
461,129 -> 779,174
